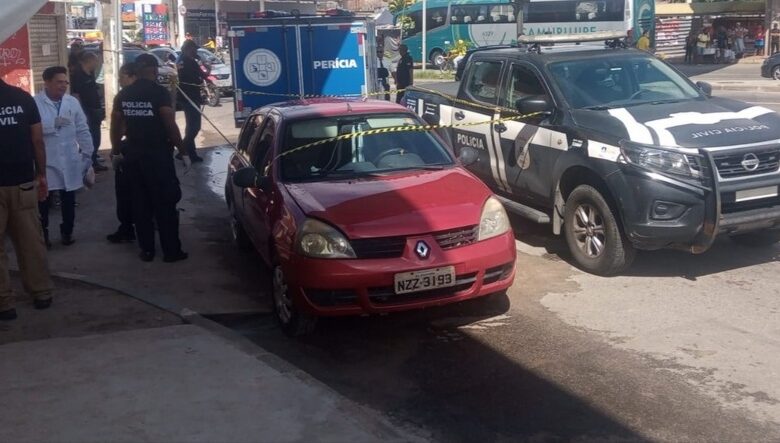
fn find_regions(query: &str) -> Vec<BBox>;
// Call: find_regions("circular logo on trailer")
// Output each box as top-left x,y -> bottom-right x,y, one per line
243,49 -> 282,87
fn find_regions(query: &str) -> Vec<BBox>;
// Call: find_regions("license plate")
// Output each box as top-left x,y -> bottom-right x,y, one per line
735,186 -> 778,202
394,266 -> 456,295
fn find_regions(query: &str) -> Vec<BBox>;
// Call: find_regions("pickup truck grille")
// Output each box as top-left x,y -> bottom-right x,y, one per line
713,148 -> 780,179
350,226 -> 479,259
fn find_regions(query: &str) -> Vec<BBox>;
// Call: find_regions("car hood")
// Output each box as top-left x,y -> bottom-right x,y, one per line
284,168 -> 490,239
571,97 -> 780,149
211,64 -> 230,75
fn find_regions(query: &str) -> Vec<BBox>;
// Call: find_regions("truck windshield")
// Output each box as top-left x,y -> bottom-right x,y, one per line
280,114 -> 454,182
547,56 -> 702,110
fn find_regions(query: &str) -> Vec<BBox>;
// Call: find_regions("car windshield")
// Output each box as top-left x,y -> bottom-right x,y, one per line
280,113 -> 454,182
548,55 -> 702,109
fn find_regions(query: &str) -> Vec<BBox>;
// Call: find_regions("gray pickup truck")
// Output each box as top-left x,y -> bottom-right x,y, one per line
404,36 -> 780,275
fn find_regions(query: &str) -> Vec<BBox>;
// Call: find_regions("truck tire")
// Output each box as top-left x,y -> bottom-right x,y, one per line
563,185 -> 635,276
730,230 -> 780,247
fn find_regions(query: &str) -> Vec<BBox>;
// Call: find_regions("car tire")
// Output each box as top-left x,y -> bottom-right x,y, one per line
271,258 -> 317,337
563,185 -> 636,276
231,215 -> 253,252
730,230 -> 780,247
773,65 -> 780,81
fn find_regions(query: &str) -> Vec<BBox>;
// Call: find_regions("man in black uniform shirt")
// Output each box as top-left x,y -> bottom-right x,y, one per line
395,44 -> 414,104
0,79 -> 54,320
110,54 -> 191,263
177,39 -> 206,163
71,51 -> 108,171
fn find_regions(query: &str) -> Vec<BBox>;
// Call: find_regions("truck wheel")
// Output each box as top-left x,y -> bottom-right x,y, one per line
730,230 -> 780,247
430,49 -> 445,69
564,185 -> 635,276
773,65 -> 780,81
271,260 -> 317,337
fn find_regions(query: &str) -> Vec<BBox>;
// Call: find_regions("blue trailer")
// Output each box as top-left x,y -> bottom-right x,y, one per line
228,16 -> 378,126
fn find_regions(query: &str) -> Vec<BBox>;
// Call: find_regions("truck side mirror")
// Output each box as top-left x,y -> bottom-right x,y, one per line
515,95 -> 552,116
232,167 -> 271,192
458,146 -> 479,166
696,81 -> 712,98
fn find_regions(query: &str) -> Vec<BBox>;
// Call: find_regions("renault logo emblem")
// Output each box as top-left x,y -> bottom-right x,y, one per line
415,241 -> 430,259
741,153 -> 760,171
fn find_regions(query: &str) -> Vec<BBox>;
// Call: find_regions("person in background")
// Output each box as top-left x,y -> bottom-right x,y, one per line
67,39 -> 84,72
697,27 -> 711,63
755,25 -> 765,56
395,44 -> 414,104
71,51 -> 107,172
107,62 -> 138,244
635,30 -> 651,51
685,30 -> 697,64
771,23 -> 780,55
716,26 -> 728,61
0,75 -> 54,320
34,66 -> 94,248
204,36 -> 217,52
110,54 -> 190,263
377,48 -> 390,101
734,22 -> 747,56
185,32 -> 193,41
177,39 -> 206,163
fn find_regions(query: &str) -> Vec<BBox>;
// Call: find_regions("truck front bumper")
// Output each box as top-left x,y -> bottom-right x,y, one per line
609,151 -> 780,253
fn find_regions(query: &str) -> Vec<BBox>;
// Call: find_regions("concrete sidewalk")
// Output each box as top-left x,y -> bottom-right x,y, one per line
0,324 -> 421,442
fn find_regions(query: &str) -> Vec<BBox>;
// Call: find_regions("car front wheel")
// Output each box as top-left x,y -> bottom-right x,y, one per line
564,185 -> 635,276
773,65 -> 780,80
271,261 -> 317,337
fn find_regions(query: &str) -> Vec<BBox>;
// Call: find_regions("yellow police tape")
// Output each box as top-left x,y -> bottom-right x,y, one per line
271,111 -> 543,163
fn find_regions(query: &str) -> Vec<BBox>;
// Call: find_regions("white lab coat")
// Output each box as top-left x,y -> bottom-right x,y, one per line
34,92 -> 94,192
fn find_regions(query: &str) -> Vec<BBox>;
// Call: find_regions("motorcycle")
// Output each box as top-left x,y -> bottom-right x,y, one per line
201,73 -> 220,108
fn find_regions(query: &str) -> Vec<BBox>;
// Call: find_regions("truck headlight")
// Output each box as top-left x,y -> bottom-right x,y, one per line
297,219 -> 356,259
478,196 -> 511,241
619,141 -> 701,178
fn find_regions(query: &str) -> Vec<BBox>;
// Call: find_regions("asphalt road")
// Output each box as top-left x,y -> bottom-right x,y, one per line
205,89 -> 780,441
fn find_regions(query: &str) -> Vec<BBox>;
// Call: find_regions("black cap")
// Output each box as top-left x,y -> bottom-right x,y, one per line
135,53 -> 159,69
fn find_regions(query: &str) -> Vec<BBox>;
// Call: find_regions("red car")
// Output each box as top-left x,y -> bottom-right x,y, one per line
226,99 -> 516,335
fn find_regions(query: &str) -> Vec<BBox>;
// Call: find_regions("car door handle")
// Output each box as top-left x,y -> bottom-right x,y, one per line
494,123 -> 507,133
454,111 -> 465,120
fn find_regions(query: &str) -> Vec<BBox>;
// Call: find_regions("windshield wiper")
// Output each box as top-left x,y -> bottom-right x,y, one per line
649,99 -> 686,105
582,105 -> 614,111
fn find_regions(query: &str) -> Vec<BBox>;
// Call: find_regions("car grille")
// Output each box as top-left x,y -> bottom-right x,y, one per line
713,148 -> 780,179
350,225 -> 479,259
304,289 -> 358,307
367,272 -> 478,305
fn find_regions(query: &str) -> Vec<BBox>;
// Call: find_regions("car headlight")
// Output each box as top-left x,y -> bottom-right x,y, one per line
297,218 -> 356,259
619,140 -> 701,178
478,196 -> 511,241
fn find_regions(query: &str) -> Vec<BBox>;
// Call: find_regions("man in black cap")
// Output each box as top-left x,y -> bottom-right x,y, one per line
110,53 -> 191,263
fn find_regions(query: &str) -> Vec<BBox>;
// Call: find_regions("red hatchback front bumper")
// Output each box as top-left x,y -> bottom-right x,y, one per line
283,232 -> 517,316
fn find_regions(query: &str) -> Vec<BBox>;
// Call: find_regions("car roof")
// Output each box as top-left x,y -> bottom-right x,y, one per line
255,98 -> 412,120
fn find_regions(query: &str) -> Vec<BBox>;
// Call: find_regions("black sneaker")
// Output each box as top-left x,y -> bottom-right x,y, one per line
107,231 -> 135,243
0,308 -> 17,321
139,251 -> 155,262
93,163 -> 109,172
33,298 -> 52,310
163,251 -> 189,263
43,231 -> 52,249
61,234 -> 75,246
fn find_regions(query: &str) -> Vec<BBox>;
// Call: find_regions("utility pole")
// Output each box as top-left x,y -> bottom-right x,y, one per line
421,0 -> 426,70
100,0 -> 122,118
514,0 -> 525,39
215,0 -> 220,46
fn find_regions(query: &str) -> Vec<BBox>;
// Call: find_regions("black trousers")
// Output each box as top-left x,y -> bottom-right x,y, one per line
182,100 -> 202,159
88,118 -> 102,165
39,190 -> 76,236
114,160 -> 133,234
773,41 -> 780,55
125,152 -> 183,257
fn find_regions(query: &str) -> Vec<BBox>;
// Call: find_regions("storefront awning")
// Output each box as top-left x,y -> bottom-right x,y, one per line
1,0 -> 49,43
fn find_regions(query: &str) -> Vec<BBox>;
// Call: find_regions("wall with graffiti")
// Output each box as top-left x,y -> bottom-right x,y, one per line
0,25 -> 32,92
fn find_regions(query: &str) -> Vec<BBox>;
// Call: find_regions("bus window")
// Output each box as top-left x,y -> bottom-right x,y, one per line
427,7 -> 448,30
488,4 -> 515,23
406,11 -> 423,37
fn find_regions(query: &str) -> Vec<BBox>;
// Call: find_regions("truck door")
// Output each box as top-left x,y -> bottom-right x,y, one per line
231,25 -> 301,121
299,22 -> 374,96
497,63 -> 567,205
451,59 -> 512,194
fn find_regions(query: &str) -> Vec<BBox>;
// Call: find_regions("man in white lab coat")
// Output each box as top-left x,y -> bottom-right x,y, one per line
34,66 -> 94,247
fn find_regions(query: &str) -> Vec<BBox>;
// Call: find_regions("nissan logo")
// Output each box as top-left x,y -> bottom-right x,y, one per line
741,153 -> 760,171
415,240 -> 430,259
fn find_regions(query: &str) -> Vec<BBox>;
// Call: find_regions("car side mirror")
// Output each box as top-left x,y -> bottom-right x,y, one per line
696,81 -> 712,98
515,95 -> 552,116
232,167 -> 271,192
458,146 -> 480,166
